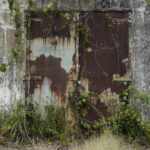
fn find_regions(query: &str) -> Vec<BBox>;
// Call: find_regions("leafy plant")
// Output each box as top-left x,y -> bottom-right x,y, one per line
0,64 -> 7,72
146,0 -> 150,7
0,102 -> 27,143
69,82 -> 150,147
94,85 -> 150,147
76,23 -> 91,47
7,0 -> 14,10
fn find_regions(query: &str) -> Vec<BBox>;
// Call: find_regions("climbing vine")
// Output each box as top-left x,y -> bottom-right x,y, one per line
0,0 -> 22,72
146,0 -> 150,7
68,83 -> 150,147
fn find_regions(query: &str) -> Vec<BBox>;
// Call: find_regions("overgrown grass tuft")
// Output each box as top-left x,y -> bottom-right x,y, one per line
71,130 -> 139,150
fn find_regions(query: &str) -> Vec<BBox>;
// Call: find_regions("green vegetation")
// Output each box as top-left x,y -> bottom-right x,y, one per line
0,0 -> 23,71
0,84 -> 150,148
94,86 -> 150,147
0,64 -> 7,72
146,0 -> 150,7
0,101 -> 71,146
69,84 -> 150,147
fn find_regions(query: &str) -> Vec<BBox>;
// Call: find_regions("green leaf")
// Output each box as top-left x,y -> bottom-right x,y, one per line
17,45 -> 22,52
47,2 -> 53,9
121,102 -> 125,106
8,0 -> 13,10
82,98 -> 86,103
11,48 -> 18,57
30,7 -> 37,13
15,31 -> 21,39
78,101 -> 82,106
137,118 -> 140,122
13,4 -> 20,13
89,2 -> 94,7
108,24 -> 113,28
0,64 -> 7,72
28,0 -> 33,6
43,8 -> 48,13
8,59 -> 13,65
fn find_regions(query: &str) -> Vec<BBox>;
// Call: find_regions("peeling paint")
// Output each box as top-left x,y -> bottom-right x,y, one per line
27,12 -> 78,108
113,73 -> 130,81
30,30 -> 76,73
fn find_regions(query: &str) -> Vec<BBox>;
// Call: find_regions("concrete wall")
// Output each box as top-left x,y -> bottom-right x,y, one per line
0,0 -> 150,114
131,0 -> 150,118
0,0 -> 27,107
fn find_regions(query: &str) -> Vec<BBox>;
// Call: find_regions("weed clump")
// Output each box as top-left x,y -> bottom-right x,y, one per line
94,86 -> 150,147
69,84 -> 150,147
71,130 -> 139,150
0,101 -> 71,145
1,85 -> 150,148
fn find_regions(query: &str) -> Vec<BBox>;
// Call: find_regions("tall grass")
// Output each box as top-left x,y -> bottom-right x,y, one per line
71,130 -> 139,150
0,100 -> 71,145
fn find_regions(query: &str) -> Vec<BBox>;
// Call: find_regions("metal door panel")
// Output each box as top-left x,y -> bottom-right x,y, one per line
27,12 -> 78,106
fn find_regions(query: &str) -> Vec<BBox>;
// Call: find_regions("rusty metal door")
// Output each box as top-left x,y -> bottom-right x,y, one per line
79,12 -> 130,120
26,11 -> 130,120
26,12 -> 78,107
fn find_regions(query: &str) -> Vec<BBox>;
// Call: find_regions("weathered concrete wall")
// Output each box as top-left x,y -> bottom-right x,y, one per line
131,0 -> 150,119
32,0 -> 131,11
0,0 -> 27,107
0,0 -> 150,116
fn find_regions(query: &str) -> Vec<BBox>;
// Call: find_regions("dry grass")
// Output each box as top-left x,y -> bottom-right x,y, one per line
71,131 -> 139,150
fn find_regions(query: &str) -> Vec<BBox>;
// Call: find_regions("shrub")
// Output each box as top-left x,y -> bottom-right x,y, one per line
69,83 -> 150,147
94,86 -> 150,147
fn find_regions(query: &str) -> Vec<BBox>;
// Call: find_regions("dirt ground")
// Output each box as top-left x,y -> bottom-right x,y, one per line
0,144 -> 150,150
0,143 -> 69,150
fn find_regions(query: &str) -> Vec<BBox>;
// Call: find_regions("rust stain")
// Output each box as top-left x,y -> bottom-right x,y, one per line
84,96 -> 110,123
78,12 -> 130,121
27,12 -> 74,40
79,12 -> 129,94
29,54 -> 68,96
